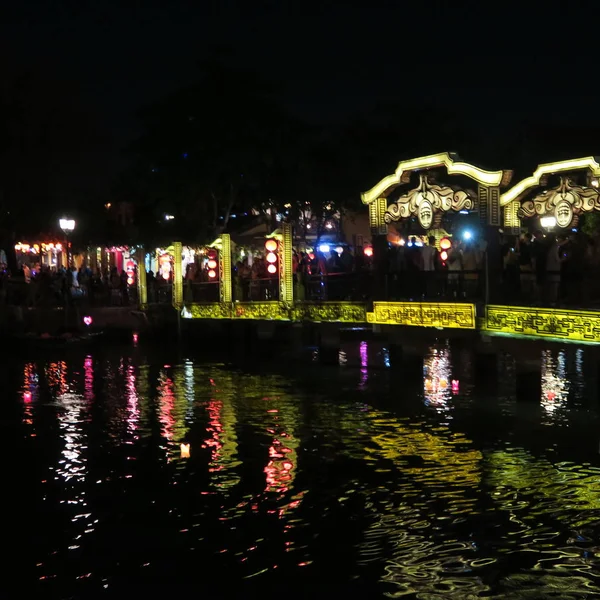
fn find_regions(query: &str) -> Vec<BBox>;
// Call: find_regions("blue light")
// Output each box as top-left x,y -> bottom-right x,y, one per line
459,209 -> 469,214
463,230 -> 473,241
319,244 -> 330,253
230,214 -> 237,218
182,152 -> 188,159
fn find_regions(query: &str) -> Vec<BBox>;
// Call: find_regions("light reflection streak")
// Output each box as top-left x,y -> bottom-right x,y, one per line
125,362 -> 139,436
359,341 -> 369,389
423,346 -> 453,414
541,350 -> 569,419
22,362 -> 37,429
202,396 -> 241,490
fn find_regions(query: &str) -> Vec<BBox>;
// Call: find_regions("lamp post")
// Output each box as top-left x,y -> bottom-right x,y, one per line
59,218 -> 76,268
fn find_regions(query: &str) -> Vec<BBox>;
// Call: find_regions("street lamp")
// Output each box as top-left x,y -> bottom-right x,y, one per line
59,218 -> 76,268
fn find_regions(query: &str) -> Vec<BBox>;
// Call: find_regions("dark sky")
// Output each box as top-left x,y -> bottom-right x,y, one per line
1,0 -> 597,186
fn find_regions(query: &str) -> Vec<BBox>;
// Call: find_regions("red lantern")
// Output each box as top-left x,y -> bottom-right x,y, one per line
364,246 -> 373,257
208,269 -> 217,279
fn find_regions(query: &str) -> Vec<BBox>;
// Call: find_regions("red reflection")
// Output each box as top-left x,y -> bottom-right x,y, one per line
202,399 -> 224,468
158,373 -> 176,441
264,436 -> 295,494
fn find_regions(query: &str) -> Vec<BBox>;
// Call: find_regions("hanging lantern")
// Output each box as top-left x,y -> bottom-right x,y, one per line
267,264 -> 277,274
265,239 -> 278,252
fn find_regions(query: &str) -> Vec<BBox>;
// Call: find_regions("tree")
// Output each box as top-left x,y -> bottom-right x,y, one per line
122,61 -> 302,246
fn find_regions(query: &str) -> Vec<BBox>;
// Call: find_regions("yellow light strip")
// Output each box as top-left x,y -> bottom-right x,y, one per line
500,156 -> 600,206
361,152 -> 510,205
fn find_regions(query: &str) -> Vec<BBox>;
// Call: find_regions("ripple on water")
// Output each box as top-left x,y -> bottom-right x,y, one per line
10,346 -> 600,598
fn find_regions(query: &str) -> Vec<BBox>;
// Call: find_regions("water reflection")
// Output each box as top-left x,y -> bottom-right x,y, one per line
423,345 -> 456,415
15,346 -> 600,597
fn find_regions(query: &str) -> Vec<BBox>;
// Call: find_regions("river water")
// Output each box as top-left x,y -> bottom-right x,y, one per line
8,339 -> 600,599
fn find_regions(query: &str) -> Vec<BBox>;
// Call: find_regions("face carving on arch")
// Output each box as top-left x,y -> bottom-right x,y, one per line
555,200 -> 573,228
418,200 -> 433,229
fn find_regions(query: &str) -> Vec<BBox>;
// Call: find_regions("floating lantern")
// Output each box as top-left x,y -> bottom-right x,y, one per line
180,443 -> 190,458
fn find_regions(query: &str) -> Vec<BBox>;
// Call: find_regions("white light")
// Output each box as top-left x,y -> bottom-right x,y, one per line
164,214 -> 175,221
59,218 -> 75,232
540,216 -> 557,229
325,222 -> 333,229
318,244 -> 330,253
463,230 -> 473,241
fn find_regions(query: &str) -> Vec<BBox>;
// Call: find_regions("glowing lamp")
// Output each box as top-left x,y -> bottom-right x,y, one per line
267,264 -> 277,274
425,378 -> 433,390
127,277 -> 134,286
308,253 -> 315,260
132,333 -> 139,345
318,244 -> 330,253
208,269 -> 217,279
59,218 -> 75,233
180,443 -> 190,459
440,250 -> 448,261
452,380 -> 459,392
541,216 -> 557,229
23,391 -> 32,403
207,259 -> 217,269
335,246 -> 344,254
265,239 -> 278,252
266,252 -> 277,263
207,249 -> 218,260
364,246 -> 373,257
83,316 -> 93,326
439,379 -> 448,389
439,237 -> 452,250
462,231 -> 473,241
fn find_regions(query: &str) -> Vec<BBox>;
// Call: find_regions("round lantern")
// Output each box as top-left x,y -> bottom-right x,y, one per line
265,239 -> 278,252
207,249 -> 218,260
208,269 -> 217,279
267,264 -> 277,274
266,252 -> 277,264
207,259 -> 217,269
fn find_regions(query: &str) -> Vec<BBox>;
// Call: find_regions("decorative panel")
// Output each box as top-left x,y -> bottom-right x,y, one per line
503,201 -> 521,235
185,303 -> 232,319
233,302 -> 290,320
136,248 -> 147,308
292,302 -> 367,323
485,305 -> 600,343
172,241 -> 183,310
219,233 -> 232,303
478,185 -> 488,225
367,302 -> 476,329
279,223 -> 293,304
489,187 -> 501,226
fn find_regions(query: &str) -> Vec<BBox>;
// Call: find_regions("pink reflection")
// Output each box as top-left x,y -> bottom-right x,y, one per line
158,373 -> 176,441
126,363 -> 139,435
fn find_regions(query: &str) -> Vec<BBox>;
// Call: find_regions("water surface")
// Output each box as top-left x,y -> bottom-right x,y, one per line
8,341 -> 600,598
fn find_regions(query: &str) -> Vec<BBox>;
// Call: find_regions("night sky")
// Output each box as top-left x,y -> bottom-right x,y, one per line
1,0 -> 597,197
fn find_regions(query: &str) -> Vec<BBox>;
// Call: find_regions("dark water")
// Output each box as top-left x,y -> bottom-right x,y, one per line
7,339 -> 600,598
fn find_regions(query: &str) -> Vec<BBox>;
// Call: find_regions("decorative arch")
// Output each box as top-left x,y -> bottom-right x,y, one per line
361,152 -> 512,205
361,152 -> 512,232
500,156 -> 600,207
500,157 -> 600,230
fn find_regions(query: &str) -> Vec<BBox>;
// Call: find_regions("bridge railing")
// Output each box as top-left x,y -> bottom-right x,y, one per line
233,277 -> 279,302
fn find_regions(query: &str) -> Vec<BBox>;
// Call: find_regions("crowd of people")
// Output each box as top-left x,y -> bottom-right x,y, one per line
3,230 -> 600,308
501,230 -> 600,306
0,264 -> 140,307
